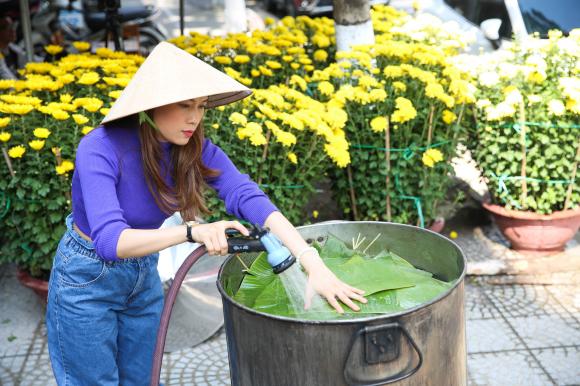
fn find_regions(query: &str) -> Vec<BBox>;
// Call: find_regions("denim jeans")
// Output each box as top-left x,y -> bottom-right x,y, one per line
46,213 -> 164,385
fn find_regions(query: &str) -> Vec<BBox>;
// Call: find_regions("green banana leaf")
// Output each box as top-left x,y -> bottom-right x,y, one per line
233,234 -> 454,320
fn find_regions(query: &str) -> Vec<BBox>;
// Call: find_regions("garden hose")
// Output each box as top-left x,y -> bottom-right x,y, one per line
149,225 -> 296,386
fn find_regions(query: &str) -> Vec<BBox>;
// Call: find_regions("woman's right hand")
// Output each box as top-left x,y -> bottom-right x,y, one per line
190,220 -> 249,256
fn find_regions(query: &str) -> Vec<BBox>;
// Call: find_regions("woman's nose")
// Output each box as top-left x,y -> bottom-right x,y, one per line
191,107 -> 204,121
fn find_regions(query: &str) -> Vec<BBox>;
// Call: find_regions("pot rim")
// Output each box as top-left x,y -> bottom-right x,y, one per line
216,220 -> 466,325
482,201 -> 580,221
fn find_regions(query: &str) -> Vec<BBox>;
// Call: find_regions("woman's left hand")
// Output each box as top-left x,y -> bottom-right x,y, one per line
304,264 -> 367,314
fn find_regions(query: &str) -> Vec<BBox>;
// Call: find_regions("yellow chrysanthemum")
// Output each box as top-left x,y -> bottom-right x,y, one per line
289,75 -> 307,92
73,114 -> 89,125
81,126 -> 94,135
45,45 -> 63,55
51,110 -> 70,120
287,152 -> 298,164
234,55 -> 250,64
391,97 -> 417,123
312,34 -> 331,48
237,122 -> 263,140
370,116 -> 388,133
0,132 -> 11,142
55,160 -> 74,175
59,94 -> 73,103
8,145 -> 25,158
273,129 -> 297,147
214,56 -> 232,65
108,90 -> 122,99
72,41 -> 91,52
33,127 -> 51,138
258,65 -> 273,76
442,110 -> 457,124
392,81 -> 406,92
313,50 -> 328,62
369,88 -> 387,103
84,101 -> 104,113
317,81 -> 334,97
77,71 -> 100,85
266,60 -> 282,70
422,148 -> 444,168
1,104 -> 34,115
29,139 -> 45,151
249,133 -> 267,146
229,112 -> 248,126
0,117 -> 11,128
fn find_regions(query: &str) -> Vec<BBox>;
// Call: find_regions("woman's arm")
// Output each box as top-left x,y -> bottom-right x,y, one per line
116,226 -> 188,259
116,220 -> 249,259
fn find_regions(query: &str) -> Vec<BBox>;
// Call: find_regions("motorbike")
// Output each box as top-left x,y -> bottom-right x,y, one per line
7,0 -> 167,59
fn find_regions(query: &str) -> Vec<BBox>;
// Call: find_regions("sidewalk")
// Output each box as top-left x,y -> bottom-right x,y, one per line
1,206 -> 578,385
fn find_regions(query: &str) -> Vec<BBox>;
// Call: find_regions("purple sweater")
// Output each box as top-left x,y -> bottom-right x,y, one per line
72,123 -> 279,261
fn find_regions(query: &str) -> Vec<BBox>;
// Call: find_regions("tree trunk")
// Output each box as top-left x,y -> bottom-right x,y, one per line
224,0 -> 247,33
333,0 -> 375,52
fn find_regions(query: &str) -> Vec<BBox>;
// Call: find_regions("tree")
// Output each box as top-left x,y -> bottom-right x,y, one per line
224,0 -> 248,33
333,0 -> 375,52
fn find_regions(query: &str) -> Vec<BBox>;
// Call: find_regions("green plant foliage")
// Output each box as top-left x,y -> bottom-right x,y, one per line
467,31 -> 580,213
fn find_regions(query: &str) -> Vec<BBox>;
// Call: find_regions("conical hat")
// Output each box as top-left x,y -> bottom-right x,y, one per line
101,42 -> 252,124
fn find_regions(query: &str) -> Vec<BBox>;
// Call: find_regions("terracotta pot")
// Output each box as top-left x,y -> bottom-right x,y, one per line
482,202 -> 580,255
16,268 -> 48,303
428,217 -> 446,233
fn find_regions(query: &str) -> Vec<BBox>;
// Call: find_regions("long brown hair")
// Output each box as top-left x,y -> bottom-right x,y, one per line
137,110 -> 220,221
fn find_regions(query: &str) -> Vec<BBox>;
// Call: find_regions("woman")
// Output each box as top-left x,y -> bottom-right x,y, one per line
46,42 -> 366,385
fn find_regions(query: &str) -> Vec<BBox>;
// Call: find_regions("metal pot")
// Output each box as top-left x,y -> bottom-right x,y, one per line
217,221 -> 466,386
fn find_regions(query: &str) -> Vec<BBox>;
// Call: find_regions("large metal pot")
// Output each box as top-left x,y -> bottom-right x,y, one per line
217,221 -> 466,386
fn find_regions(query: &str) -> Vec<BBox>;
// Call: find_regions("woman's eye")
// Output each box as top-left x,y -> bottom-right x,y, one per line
181,103 -> 207,109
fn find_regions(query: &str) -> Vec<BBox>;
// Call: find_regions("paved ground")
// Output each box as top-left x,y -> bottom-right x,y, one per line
1,206 -> 578,385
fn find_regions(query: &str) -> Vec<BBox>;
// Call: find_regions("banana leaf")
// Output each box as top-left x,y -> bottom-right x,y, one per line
233,235 -> 454,320
233,252 -> 275,307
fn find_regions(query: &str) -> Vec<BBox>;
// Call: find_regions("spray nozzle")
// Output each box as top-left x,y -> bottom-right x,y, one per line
225,224 -> 296,274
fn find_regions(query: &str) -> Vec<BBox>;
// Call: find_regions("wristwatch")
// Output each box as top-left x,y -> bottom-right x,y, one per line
185,220 -> 200,243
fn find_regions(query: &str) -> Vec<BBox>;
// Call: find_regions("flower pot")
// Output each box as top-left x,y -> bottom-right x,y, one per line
428,217 -> 446,233
16,267 -> 48,304
482,202 -> 580,256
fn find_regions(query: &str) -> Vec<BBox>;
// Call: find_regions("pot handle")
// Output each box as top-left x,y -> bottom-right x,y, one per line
343,322 -> 423,386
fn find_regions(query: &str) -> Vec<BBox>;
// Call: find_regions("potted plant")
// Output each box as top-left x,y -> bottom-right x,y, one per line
468,30 -> 580,255
0,43 -> 126,300
310,5 -> 475,230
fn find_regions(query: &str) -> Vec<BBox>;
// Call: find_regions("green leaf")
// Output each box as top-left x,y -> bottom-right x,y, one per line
233,234 -> 453,320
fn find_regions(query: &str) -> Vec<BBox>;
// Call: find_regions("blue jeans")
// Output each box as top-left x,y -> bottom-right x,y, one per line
46,213 -> 164,385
